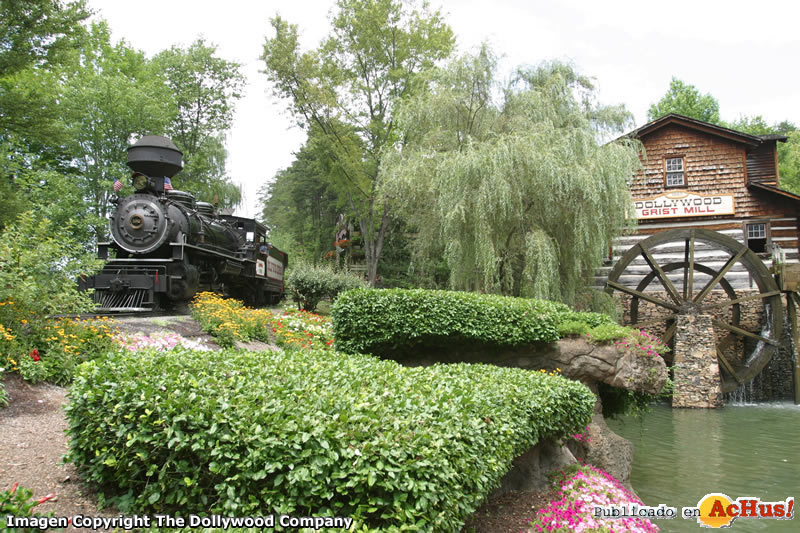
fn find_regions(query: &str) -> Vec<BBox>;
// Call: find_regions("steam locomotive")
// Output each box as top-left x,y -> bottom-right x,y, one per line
79,136 -> 287,311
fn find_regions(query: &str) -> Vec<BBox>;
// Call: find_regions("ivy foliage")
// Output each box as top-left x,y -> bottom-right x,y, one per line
65,347 -> 595,531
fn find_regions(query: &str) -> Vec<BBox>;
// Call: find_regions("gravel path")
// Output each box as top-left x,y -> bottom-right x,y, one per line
0,374 -> 115,529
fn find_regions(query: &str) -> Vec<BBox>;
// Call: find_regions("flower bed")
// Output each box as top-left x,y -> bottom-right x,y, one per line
1,314 -> 118,385
65,347 -> 595,531
270,309 -> 334,350
114,331 -> 212,352
529,464 -> 659,532
190,292 -> 271,347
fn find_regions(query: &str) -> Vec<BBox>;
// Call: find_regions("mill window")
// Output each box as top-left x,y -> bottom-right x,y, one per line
665,157 -> 685,187
745,222 -> 768,253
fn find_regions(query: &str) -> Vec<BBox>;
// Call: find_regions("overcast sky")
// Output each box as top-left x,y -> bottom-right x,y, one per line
86,0 -> 800,218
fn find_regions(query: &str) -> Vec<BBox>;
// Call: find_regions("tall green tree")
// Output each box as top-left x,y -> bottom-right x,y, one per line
0,0 -> 89,75
780,131 -> 800,193
727,115 -> 800,193
57,22 -> 173,238
152,39 -> 245,207
382,51 -> 641,302
259,131 -> 342,264
0,0 -> 90,227
261,0 -> 454,285
647,77 -> 721,124
0,0 -> 89,138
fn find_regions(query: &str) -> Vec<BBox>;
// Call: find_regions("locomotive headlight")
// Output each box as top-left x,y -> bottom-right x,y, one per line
132,173 -> 148,190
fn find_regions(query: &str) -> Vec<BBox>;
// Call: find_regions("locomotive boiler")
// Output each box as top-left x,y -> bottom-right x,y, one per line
79,136 -> 287,311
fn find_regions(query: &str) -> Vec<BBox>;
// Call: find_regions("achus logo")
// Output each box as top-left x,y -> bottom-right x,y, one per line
687,493 -> 794,528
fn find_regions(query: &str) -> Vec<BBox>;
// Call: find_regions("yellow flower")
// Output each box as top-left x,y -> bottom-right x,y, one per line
21,319 -> 27,324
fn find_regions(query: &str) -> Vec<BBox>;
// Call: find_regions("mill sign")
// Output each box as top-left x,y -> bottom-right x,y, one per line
634,190 -> 735,220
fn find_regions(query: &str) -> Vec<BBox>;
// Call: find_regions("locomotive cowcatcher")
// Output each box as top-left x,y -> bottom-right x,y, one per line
79,135 -> 288,311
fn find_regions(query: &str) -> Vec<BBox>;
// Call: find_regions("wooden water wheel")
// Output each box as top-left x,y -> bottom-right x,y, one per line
604,228 -> 783,393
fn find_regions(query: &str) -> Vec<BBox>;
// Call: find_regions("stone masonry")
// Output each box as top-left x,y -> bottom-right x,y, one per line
672,314 -> 723,408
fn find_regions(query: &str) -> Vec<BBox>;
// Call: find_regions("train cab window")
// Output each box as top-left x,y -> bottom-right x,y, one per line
245,231 -> 255,243
745,223 -> 769,254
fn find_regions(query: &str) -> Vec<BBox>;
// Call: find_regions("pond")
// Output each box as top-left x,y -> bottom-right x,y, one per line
607,402 -> 799,532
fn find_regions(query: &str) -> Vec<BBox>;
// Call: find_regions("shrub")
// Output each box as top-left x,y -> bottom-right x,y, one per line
0,212 -> 107,385
555,310 -> 617,330
0,212 -> 101,324
585,322 -> 631,342
573,288 -> 620,321
286,263 -> 366,312
557,320 -> 590,337
332,288 -> 570,355
65,347 -> 595,531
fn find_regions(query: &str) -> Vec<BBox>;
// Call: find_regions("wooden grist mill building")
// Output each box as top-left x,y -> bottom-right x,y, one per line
596,114 -> 800,405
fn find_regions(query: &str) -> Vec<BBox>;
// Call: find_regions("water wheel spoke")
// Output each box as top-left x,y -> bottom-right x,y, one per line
692,247 -> 747,304
716,347 -> 744,384
638,242 -> 683,305
700,290 -> 782,311
606,281 -> 681,312
711,319 -> 780,346
630,314 -> 678,330
683,231 -> 695,300
791,292 -> 800,309
662,321 -> 677,345
606,228 -> 783,393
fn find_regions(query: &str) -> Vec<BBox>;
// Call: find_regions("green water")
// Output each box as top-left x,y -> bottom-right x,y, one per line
607,403 -> 799,532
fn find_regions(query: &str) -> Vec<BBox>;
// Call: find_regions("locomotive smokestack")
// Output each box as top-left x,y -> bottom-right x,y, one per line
126,135 -> 183,178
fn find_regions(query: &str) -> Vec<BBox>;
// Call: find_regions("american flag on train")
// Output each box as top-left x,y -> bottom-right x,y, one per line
113,178 -> 123,192
164,177 -> 174,190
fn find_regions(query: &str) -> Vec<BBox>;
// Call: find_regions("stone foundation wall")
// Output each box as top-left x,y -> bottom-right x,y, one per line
671,314 -> 723,408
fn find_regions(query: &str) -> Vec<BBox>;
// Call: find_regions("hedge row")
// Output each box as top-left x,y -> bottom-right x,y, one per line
331,288 -> 615,355
65,348 -> 594,532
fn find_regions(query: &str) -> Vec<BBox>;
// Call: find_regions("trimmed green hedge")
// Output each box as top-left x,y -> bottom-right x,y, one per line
331,288 -> 616,355
65,348 -> 594,532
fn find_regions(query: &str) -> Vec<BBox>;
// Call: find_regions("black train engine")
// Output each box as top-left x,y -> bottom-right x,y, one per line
79,136 -> 287,311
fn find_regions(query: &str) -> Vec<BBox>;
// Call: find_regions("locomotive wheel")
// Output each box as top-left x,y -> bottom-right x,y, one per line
605,228 -> 783,393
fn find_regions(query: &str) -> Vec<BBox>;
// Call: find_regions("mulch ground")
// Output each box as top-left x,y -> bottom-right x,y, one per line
1,315 -> 555,532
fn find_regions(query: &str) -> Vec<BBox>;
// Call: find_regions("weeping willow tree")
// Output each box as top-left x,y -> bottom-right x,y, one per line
381,48 -> 642,303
